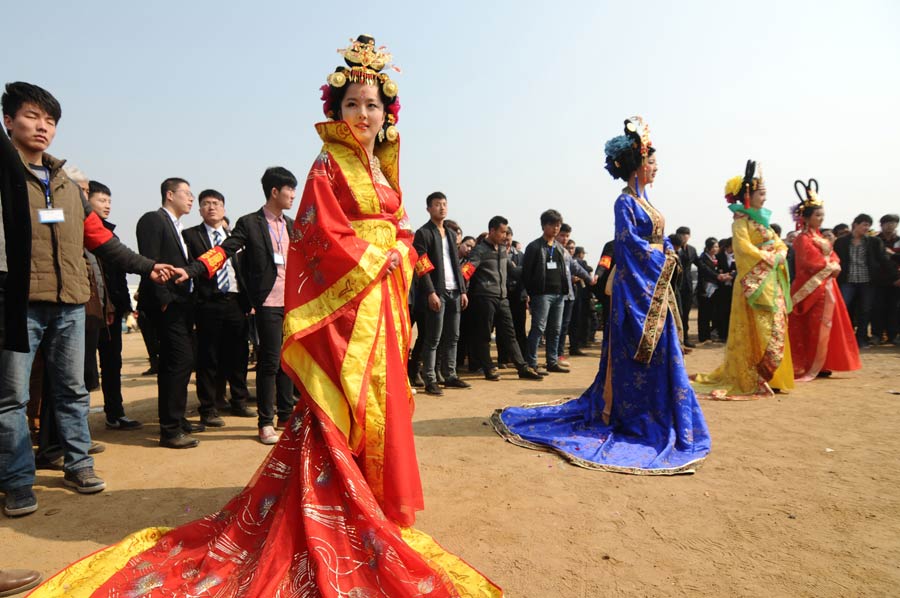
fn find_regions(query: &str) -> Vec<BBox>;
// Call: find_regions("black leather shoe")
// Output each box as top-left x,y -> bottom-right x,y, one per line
517,366 -> 543,380
410,372 -> 425,387
141,365 -> 158,376
230,405 -> 256,418
160,434 -> 200,449
484,370 -> 501,381
424,382 -> 444,396
201,415 -> 226,428
684,341 -> 697,348
442,377 -> 471,389
546,363 -> 570,373
569,348 -> 587,356
182,422 -> 206,434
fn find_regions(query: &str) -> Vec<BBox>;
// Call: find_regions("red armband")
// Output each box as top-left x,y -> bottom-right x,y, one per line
197,245 -> 227,278
461,261 -> 476,281
415,254 -> 435,277
599,255 -> 612,269
83,211 -> 114,250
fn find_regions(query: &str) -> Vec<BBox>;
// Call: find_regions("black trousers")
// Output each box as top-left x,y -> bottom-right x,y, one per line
195,294 -> 250,413
255,306 -> 295,428
84,326 -> 100,391
470,295 -> 525,372
507,295 -> 528,359
97,313 -> 126,421
697,292 -> 717,342
152,302 -> 197,438
137,309 -> 159,369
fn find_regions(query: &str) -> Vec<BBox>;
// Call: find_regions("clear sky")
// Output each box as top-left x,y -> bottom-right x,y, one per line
2,0 -> 898,266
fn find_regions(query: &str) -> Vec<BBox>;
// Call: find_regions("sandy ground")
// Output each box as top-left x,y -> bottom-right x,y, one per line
2,325 -> 900,597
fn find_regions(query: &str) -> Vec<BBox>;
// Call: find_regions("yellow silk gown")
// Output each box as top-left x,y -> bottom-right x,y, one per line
693,209 -> 794,399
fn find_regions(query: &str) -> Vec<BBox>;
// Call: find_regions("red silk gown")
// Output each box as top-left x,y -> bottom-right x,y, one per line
28,122 -> 502,597
788,228 -> 861,380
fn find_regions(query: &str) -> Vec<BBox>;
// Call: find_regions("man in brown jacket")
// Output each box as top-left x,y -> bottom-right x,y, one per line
0,82 -> 176,518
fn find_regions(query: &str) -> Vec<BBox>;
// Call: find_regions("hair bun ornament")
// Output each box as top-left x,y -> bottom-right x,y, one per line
791,178 -> 824,227
321,35 -> 402,141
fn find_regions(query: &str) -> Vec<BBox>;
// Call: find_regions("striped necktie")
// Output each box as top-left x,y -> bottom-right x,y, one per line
213,230 -> 230,293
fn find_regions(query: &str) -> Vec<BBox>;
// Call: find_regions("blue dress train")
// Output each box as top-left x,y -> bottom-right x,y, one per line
491,191 -> 711,474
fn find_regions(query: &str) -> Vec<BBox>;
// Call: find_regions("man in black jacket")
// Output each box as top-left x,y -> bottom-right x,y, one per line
412,192 -> 468,396
694,237 -> 720,343
463,216 -> 542,381
676,226 -> 698,347
86,180 -> 143,430
0,120 -> 43,598
522,209 -> 568,373
137,177 -> 206,448
183,189 -> 254,420
183,167 -> 297,445
834,213 -> 899,347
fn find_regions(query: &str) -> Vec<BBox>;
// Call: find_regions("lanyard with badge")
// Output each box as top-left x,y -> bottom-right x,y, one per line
269,218 -> 286,265
37,177 -> 65,224
546,243 -> 558,270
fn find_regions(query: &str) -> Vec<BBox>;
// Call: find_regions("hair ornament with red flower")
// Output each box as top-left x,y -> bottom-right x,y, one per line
321,35 -> 401,143
724,160 -> 765,209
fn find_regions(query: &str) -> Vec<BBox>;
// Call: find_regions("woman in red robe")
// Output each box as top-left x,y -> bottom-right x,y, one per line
29,35 -> 502,598
788,179 -> 861,381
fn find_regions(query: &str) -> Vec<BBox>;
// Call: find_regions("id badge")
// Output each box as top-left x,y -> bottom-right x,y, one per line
38,208 -> 65,224
273,253 -> 285,265
547,261 -> 558,270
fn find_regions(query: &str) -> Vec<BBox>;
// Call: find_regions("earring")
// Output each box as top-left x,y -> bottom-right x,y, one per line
377,128 -> 385,143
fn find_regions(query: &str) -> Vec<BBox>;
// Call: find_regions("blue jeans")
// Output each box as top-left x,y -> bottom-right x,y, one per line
526,293 -> 565,368
556,298 -> 574,358
0,303 -> 93,490
422,289 -> 461,384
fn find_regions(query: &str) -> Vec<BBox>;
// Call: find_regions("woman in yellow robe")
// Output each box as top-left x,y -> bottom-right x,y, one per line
693,161 -> 793,399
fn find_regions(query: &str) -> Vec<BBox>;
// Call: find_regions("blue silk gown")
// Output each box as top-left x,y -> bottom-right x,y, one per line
492,190 -> 711,474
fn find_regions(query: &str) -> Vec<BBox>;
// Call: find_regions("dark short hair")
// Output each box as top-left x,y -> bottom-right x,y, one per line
488,215 -> 508,231
880,213 -> 899,225
704,237 -> 718,251
88,180 -> 111,197
460,235 -> 475,244
540,209 -> 563,226
426,191 -> 446,207
771,223 -> 782,236
833,223 -> 849,235
199,189 -> 225,205
160,177 -> 189,205
668,233 -> 683,248
675,226 -> 691,236
261,166 -> 297,199
2,82 -> 62,128
852,213 -> 873,226
559,223 -> 572,234
719,237 -> 732,250
574,246 -> 585,256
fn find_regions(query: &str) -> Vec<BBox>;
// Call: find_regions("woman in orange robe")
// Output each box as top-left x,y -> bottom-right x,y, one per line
788,179 -> 861,380
29,35 -> 501,598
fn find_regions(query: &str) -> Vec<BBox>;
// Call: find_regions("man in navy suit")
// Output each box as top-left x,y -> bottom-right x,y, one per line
183,190 -> 254,420
136,178 -> 206,449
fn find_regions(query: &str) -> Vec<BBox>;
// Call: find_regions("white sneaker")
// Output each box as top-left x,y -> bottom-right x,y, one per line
258,425 -> 279,445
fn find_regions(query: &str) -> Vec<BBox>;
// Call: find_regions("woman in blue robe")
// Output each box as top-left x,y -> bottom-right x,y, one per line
491,117 -> 711,474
